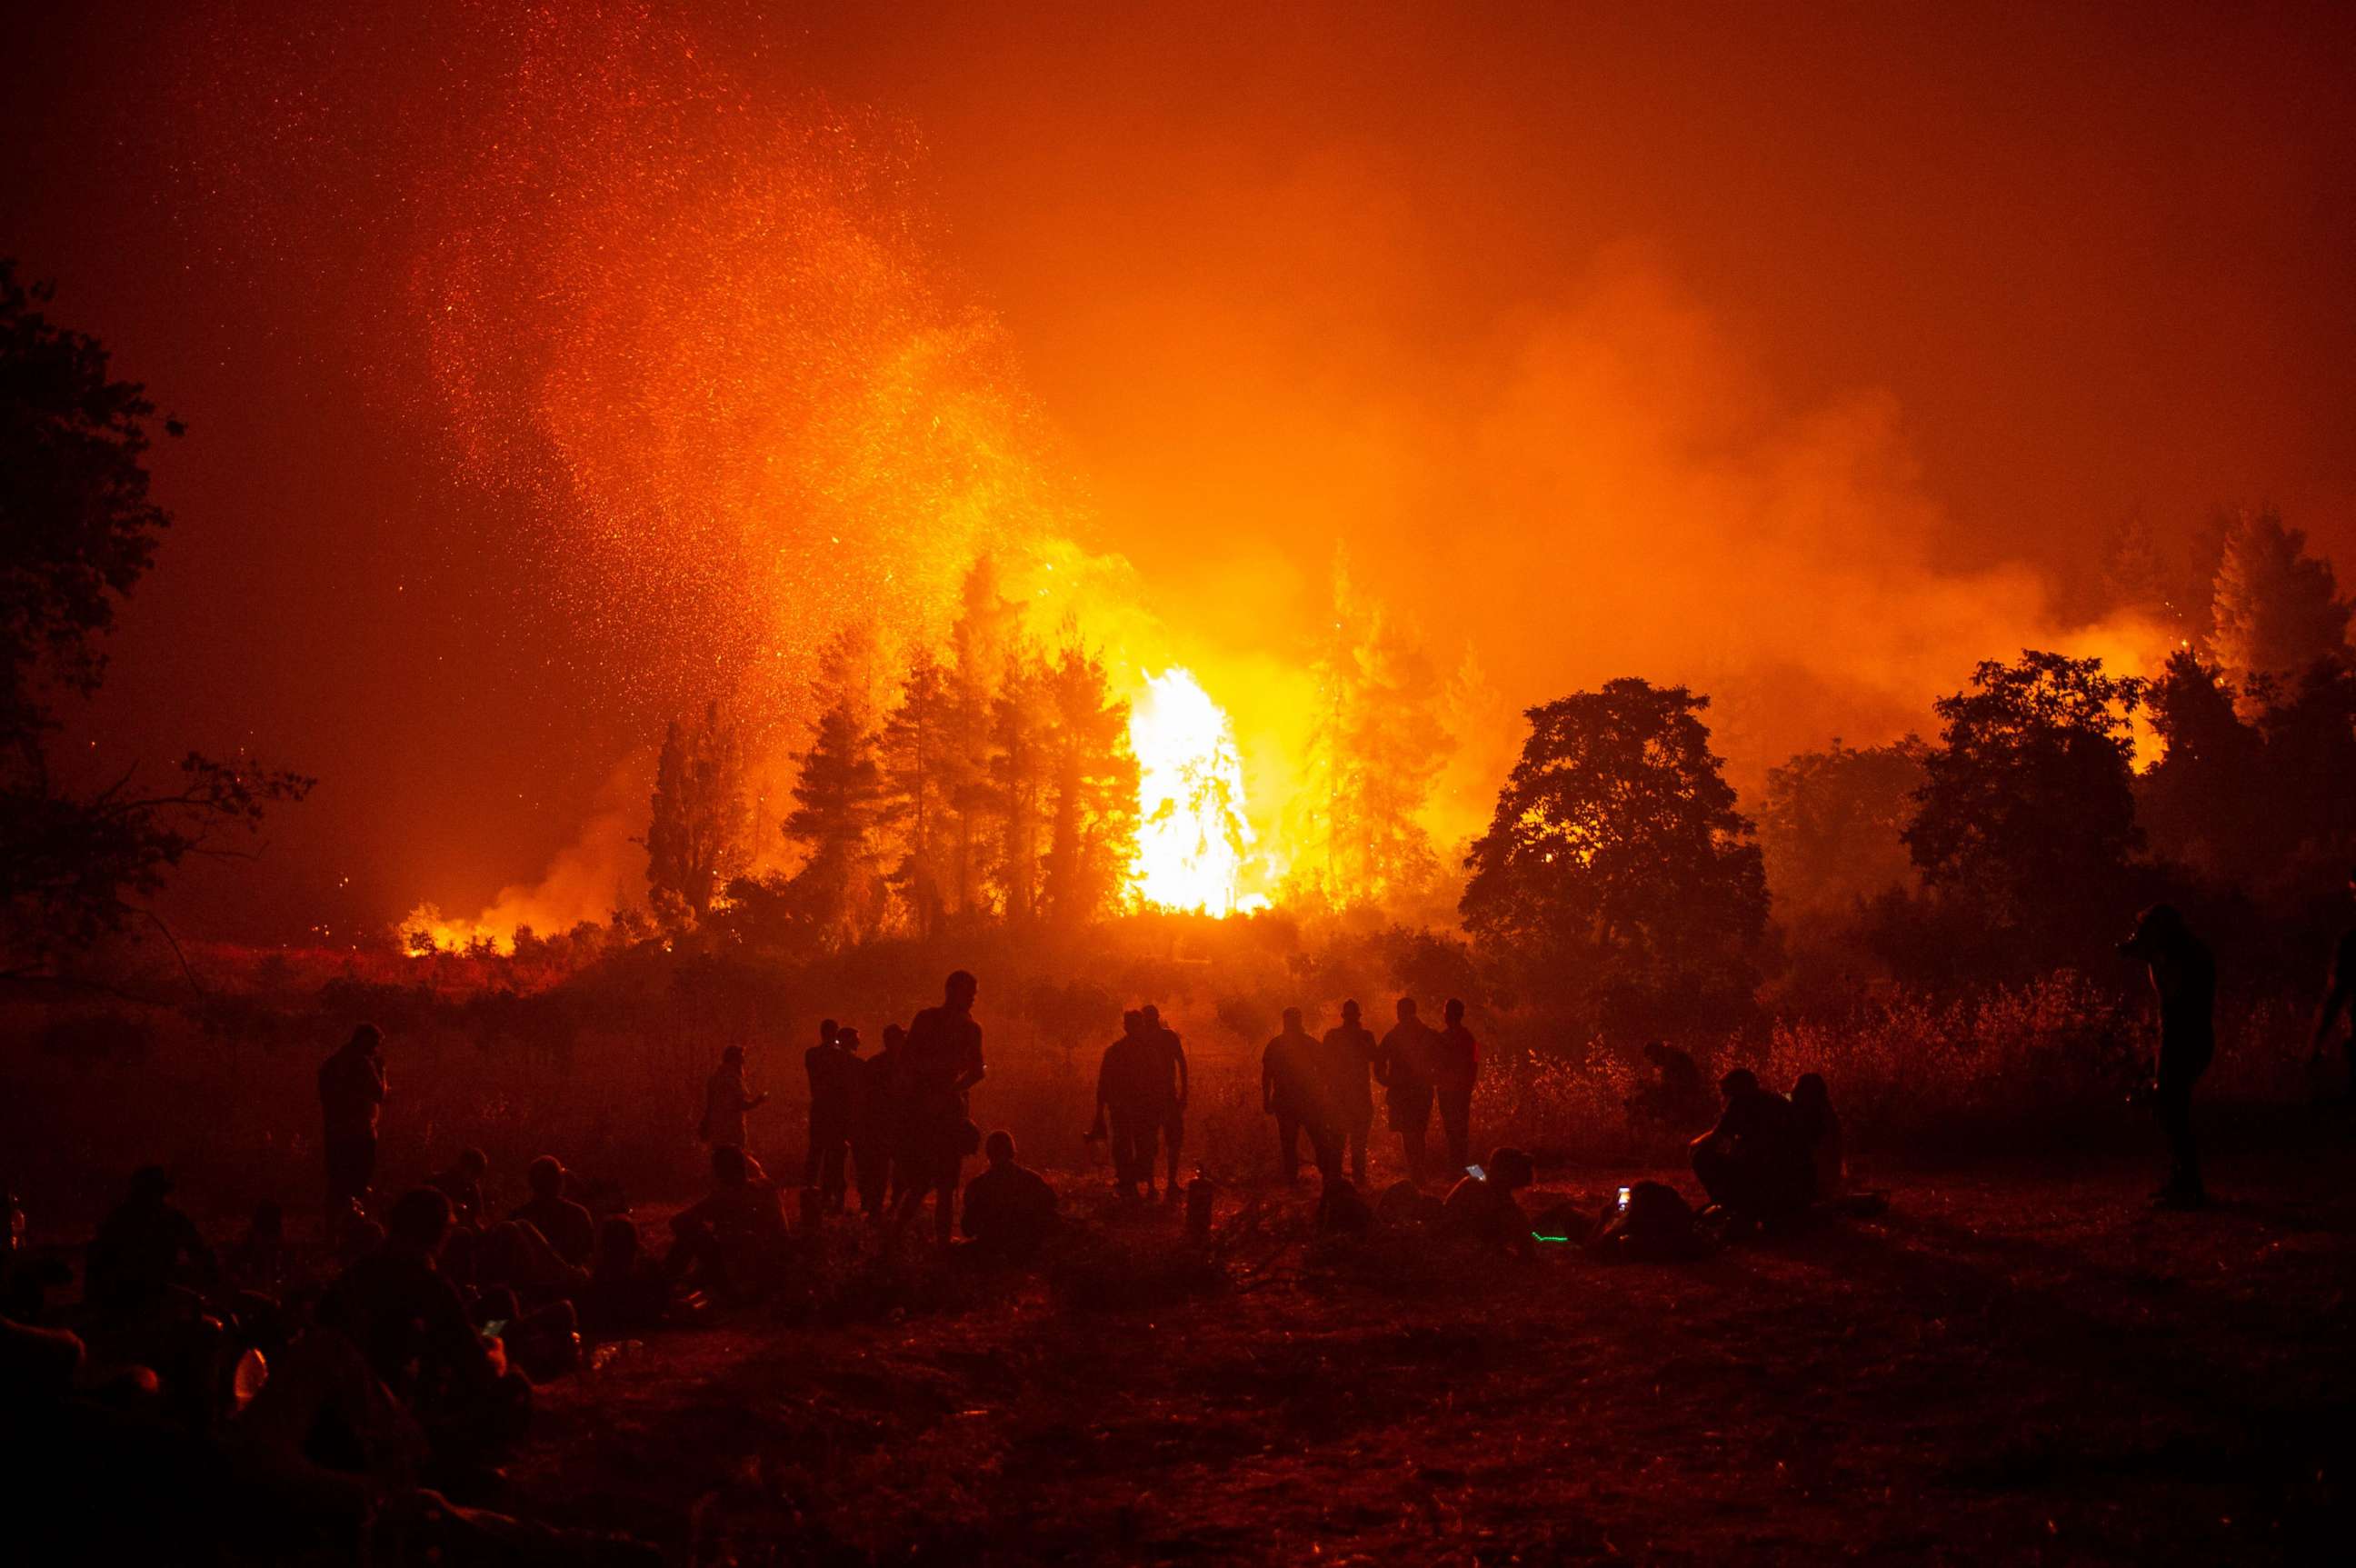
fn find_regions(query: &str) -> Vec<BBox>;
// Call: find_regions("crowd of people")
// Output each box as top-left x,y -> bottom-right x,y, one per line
2,889 -> 2309,1558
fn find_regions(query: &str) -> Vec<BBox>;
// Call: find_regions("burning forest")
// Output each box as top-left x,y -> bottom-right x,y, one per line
6,3 -> 2356,1563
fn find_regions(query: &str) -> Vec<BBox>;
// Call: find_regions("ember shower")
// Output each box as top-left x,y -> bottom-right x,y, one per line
158,0 -> 2191,943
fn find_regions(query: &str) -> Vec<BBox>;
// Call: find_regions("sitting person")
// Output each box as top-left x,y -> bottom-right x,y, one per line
428,1148 -> 491,1233
582,1219 -> 670,1335
1314,1174 -> 1374,1236
1690,1069 -> 1814,1224
666,1144 -> 789,1303
79,1165 -> 226,1428
225,1201 -> 289,1299
475,1219 -> 586,1310
1630,1041 -> 1713,1127
316,1187 -> 531,1477
85,1165 -> 220,1319
1441,1146 -> 1536,1258
509,1156 -> 596,1267
958,1131 -> 1059,1264
1790,1073 -> 1846,1202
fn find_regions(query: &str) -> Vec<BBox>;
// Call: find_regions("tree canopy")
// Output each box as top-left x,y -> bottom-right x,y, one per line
1,262 -> 310,978
1460,677 -> 1766,1036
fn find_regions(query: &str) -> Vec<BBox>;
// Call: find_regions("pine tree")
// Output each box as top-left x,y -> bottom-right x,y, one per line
644,702 -> 751,918
879,653 -> 956,934
1043,639 -> 1141,927
943,555 -> 1022,916
781,694 -> 886,949
2211,508 -> 2350,707
1303,552 -> 1450,908
987,643 -> 1054,923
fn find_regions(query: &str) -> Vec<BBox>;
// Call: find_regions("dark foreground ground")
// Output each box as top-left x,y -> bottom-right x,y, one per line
509,1118 -> 2356,1565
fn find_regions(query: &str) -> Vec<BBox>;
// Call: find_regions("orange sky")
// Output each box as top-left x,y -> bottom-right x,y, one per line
5,2 -> 2353,942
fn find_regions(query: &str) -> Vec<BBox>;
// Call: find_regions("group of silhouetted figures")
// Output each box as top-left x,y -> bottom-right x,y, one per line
10,885 -> 2350,1560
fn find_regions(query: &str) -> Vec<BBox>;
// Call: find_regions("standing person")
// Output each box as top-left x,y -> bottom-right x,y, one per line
1320,1000 -> 1378,1184
853,1024 -> 903,1219
1376,998 -> 1442,1184
2121,904 -> 2217,1209
1433,998 -> 1482,1175
318,1024 -> 387,1223
699,1046 -> 768,1154
2308,865 -> 2356,1102
1093,1012 -> 1160,1200
1262,1008 -> 1336,1183
804,1021 -> 860,1214
890,971 -> 987,1243
1140,1004 -> 1191,1199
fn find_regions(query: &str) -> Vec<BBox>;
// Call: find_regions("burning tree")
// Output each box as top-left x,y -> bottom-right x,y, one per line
644,701 -> 750,921
880,652 -> 956,935
1302,553 -> 1450,909
777,664 -> 885,946
1042,639 -> 1140,926
0,263 -> 310,982
943,555 -> 1023,918
1460,678 -> 1766,1038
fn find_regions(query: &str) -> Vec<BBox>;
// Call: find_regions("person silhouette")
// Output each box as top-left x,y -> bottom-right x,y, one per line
700,1045 -> 769,1154
1433,999 -> 1481,1174
854,1024 -> 903,1218
1789,1074 -> 1845,1202
1320,1000 -> 1378,1184
1442,1146 -> 1536,1258
508,1155 -> 595,1267
1689,1069 -> 1812,1224
1140,1004 -> 1190,1199
1262,1007 -> 1337,1183
1376,997 -> 1442,1183
427,1147 -> 490,1233
890,971 -> 987,1243
318,1024 -> 387,1222
2309,865 -> 2356,1102
1094,1011 -> 1161,1200
959,1131 -> 1059,1263
804,1020 -> 860,1214
2121,904 -> 2217,1209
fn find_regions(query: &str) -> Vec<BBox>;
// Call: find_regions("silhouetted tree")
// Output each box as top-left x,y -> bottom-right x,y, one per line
2210,508 -> 2349,708
1903,651 -> 2143,964
1304,552 -> 1449,908
2251,657 -> 2356,889
1758,737 -> 1928,917
644,701 -> 749,919
2136,651 -> 2266,882
0,262 -> 310,979
987,643 -> 1053,922
780,668 -> 886,949
1460,678 -> 1767,1036
943,555 -> 1021,917
1042,638 -> 1139,927
880,652 -> 955,934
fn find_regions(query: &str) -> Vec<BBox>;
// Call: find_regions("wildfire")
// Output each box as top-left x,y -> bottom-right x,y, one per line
1128,668 -> 1261,916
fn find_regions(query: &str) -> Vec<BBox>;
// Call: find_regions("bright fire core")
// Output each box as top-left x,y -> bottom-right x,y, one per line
1128,668 -> 1256,916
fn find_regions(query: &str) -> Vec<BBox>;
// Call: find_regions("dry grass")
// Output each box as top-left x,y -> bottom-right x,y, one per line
508,1114 -> 2356,1563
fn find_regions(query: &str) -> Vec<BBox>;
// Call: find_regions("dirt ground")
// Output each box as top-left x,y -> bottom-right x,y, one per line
507,1113 -> 2356,1565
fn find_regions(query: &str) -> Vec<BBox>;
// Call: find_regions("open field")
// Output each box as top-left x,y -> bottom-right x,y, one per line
500,1110 -> 2356,1565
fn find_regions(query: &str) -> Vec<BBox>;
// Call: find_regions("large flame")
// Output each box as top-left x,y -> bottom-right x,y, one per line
1128,668 -> 1260,916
